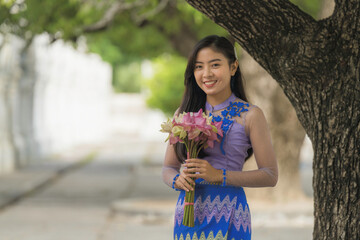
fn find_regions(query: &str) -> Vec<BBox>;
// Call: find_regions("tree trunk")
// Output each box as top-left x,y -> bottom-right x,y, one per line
240,50 -> 306,201
17,45 -> 38,167
312,96 -> 360,239
0,34 -> 20,173
185,0 -> 360,239
152,1 -> 199,57
2,63 -> 18,171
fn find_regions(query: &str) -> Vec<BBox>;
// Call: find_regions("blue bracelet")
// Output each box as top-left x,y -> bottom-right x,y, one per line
172,173 -> 180,190
221,168 -> 227,186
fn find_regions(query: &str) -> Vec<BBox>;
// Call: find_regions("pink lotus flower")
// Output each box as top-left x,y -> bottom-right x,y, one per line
169,135 -> 180,145
160,108 -> 223,228
161,109 -> 223,145
188,128 -> 201,140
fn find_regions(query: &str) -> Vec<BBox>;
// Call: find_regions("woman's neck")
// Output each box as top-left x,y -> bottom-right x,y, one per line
206,92 -> 233,107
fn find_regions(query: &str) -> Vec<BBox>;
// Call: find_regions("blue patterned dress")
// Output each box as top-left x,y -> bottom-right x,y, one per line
174,93 -> 254,240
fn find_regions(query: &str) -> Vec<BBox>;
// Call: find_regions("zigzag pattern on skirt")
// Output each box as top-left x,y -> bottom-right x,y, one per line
175,230 -> 228,240
175,194 -> 251,233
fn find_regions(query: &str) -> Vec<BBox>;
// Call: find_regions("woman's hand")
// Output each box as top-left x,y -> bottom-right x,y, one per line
174,170 -> 195,192
183,158 -> 223,184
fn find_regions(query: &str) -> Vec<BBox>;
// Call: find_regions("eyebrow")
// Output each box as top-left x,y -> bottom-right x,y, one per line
195,58 -> 222,64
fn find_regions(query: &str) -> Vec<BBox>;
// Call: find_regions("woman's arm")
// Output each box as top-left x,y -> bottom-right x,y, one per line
162,143 -> 181,188
162,143 -> 196,191
226,106 -> 278,187
184,106 -> 278,188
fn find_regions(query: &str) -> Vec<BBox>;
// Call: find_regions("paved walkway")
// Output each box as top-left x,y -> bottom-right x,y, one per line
0,133 -> 314,240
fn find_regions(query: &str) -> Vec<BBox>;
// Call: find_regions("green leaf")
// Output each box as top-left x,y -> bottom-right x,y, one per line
144,54 -> 186,116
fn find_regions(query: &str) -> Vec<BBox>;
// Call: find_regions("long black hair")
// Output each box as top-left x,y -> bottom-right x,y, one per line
174,35 -> 253,163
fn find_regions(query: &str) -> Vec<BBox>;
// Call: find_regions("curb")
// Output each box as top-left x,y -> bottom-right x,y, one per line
0,150 -> 98,211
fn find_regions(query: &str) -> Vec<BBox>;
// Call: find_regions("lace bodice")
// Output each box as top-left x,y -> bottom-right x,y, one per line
203,93 -> 256,171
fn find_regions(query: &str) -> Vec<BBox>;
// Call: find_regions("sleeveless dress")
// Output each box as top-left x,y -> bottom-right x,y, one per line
174,93 -> 254,240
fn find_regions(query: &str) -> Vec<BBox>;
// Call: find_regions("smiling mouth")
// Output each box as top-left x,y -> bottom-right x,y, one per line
204,80 -> 217,87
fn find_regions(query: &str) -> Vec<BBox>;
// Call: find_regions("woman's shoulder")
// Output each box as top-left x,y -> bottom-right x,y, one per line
242,104 -> 268,132
232,98 -> 260,114
231,99 -> 266,133
245,105 -> 264,122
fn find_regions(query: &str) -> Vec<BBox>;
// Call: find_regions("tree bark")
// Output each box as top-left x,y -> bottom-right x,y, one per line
185,0 -> 360,239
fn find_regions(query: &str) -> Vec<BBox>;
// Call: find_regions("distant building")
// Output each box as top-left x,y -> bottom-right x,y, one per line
0,34 -> 112,173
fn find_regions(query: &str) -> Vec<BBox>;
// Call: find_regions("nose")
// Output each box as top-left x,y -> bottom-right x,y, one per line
203,66 -> 213,78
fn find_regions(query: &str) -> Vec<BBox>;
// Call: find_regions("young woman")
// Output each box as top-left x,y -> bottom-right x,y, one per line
162,35 -> 278,240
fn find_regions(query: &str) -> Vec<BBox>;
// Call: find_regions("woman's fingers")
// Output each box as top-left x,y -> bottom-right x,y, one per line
176,172 -> 195,191
183,168 -> 205,179
184,163 -> 200,168
184,175 -> 195,185
184,159 -> 207,168
186,173 -> 204,179
178,177 -> 194,191
185,158 -> 204,164
183,167 -> 200,174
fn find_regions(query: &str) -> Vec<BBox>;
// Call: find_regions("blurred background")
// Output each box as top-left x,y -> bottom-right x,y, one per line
0,0 -> 334,239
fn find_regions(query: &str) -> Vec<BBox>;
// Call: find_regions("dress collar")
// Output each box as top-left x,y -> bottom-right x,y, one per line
205,93 -> 236,112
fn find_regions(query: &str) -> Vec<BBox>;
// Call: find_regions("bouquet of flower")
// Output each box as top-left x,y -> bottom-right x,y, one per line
160,109 -> 223,227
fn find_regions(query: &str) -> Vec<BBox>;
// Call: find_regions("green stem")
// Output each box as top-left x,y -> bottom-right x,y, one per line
189,140 -> 194,158
183,140 -> 198,227
184,138 -> 189,155
196,140 -> 206,157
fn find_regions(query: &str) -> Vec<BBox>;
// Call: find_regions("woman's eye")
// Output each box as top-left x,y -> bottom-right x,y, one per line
195,65 -> 202,69
212,63 -> 220,67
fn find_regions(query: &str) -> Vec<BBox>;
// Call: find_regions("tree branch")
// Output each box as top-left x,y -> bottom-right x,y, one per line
143,2 -> 198,57
332,0 -> 360,35
131,0 -> 170,25
185,0 -> 317,72
83,0 -> 147,33
184,0 -> 336,130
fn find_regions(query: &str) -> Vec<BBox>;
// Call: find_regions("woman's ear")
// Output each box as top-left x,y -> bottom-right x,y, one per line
231,60 -> 239,76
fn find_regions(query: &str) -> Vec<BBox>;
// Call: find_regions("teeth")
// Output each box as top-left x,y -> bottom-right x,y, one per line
204,81 -> 217,85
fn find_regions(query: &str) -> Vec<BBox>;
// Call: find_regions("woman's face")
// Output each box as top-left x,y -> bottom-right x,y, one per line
194,47 -> 238,102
